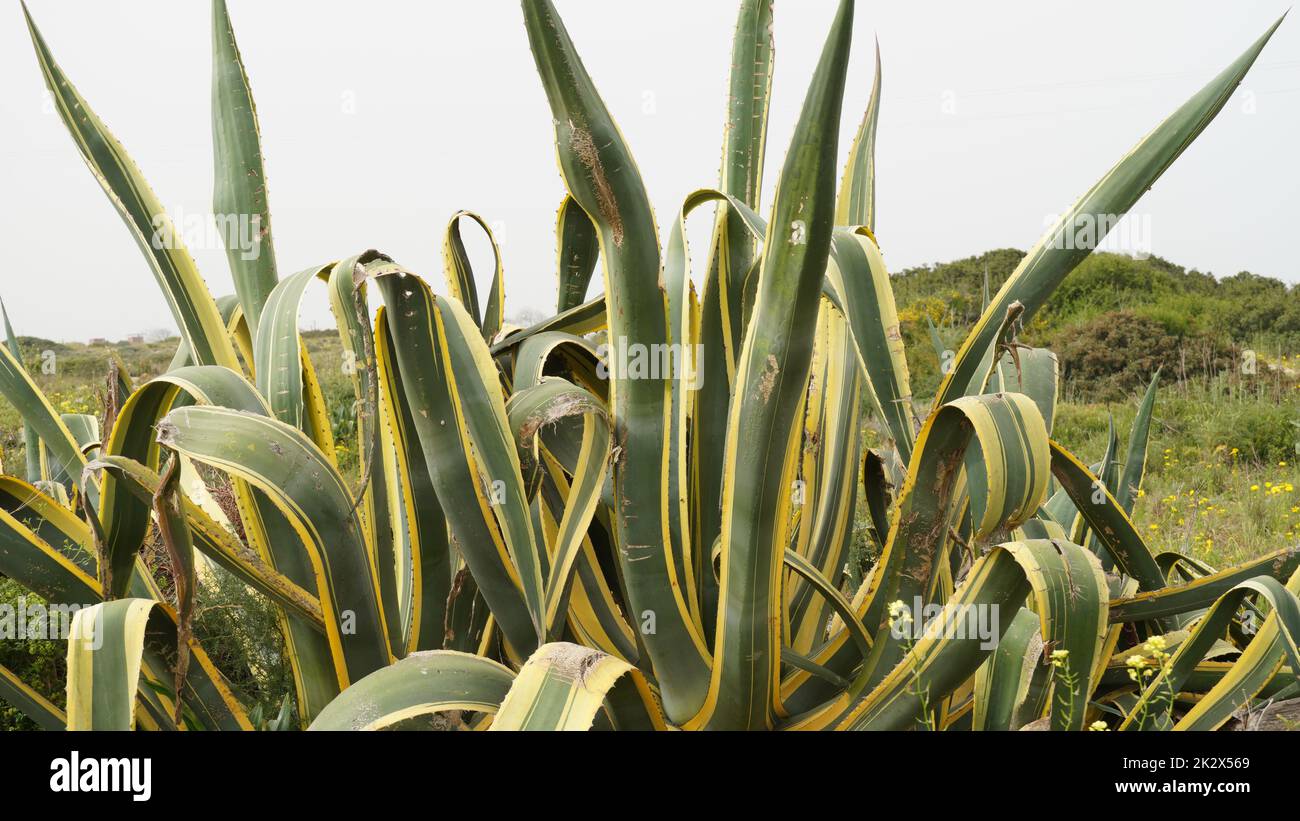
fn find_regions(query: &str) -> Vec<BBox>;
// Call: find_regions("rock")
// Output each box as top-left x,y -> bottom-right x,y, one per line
1226,697 -> 1300,731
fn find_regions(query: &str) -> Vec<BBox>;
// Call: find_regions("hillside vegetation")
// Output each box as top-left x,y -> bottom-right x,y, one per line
896,248 -> 1300,401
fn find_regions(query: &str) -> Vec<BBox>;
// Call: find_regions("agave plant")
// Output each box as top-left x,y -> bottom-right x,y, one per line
0,0 -> 1296,732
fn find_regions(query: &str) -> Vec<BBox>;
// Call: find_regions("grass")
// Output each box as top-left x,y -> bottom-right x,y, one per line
1053,378 -> 1298,569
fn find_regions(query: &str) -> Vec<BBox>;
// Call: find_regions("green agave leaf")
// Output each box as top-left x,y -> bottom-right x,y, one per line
1156,549 -> 1217,583
1121,573 -> 1300,731
995,347 -> 1059,437
1117,370 -> 1160,513
783,549 -> 871,661
698,0 -> 854,731
693,0 -> 775,636
524,0 -> 710,721
663,187 -> 765,652
782,392 -> 1049,714
836,38 -> 881,230
924,313 -> 948,369
1048,441 -> 1164,591
103,352 -> 134,436
168,292 -> 248,373
23,4 -> 238,371
1078,415 -> 1121,553
556,196 -> 600,313
49,413 -> 99,492
405,287 -> 547,644
65,595 -> 250,731
327,255 -> 407,655
490,642 -> 661,731
1,301 -> 42,484
66,599 -> 157,730
1042,482 -> 1077,533
512,332 -> 606,400
96,365 -> 340,724
99,369 -> 258,577
0,662 -> 65,731
830,539 -> 1107,731
308,651 -> 515,731
718,0 -> 774,213
1015,516 -> 1067,542
157,405 -> 392,688
490,296 -> 607,356
373,308 -> 452,654
533,458 -> 636,662
788,302 -> 863,654
0,498 -> 99,609
376,272 -> 538,658
259,255 -> 409,658
934,15 -> 1284,409
443,212 -> 506,341
88,455 -> 324,627
826,228 -> 916,459
0,335 -> 94,506
972,607 -> 1041,731
505,379 -> 611,640
255,264 -> 333,430
212,0 -> 278,335
0,480 -> 250,730
1108,545 -> 1300,623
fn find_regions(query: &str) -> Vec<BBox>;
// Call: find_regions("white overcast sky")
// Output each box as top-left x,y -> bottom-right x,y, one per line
2,0 -> 1297,342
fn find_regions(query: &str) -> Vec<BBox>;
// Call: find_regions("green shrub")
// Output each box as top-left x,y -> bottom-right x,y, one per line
190,566 -> 297,725
1055,311 -> 1180,400
0,578 -> 64,731
1204,402 -> 1298,465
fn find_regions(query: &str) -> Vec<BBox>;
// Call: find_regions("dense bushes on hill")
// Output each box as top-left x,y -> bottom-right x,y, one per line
891,249 -> 1300,400
1054,311 -> 1238,401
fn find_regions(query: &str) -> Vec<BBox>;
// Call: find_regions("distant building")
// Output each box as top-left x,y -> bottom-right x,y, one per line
89,337 -> 108,345
126,334 -> 144,345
